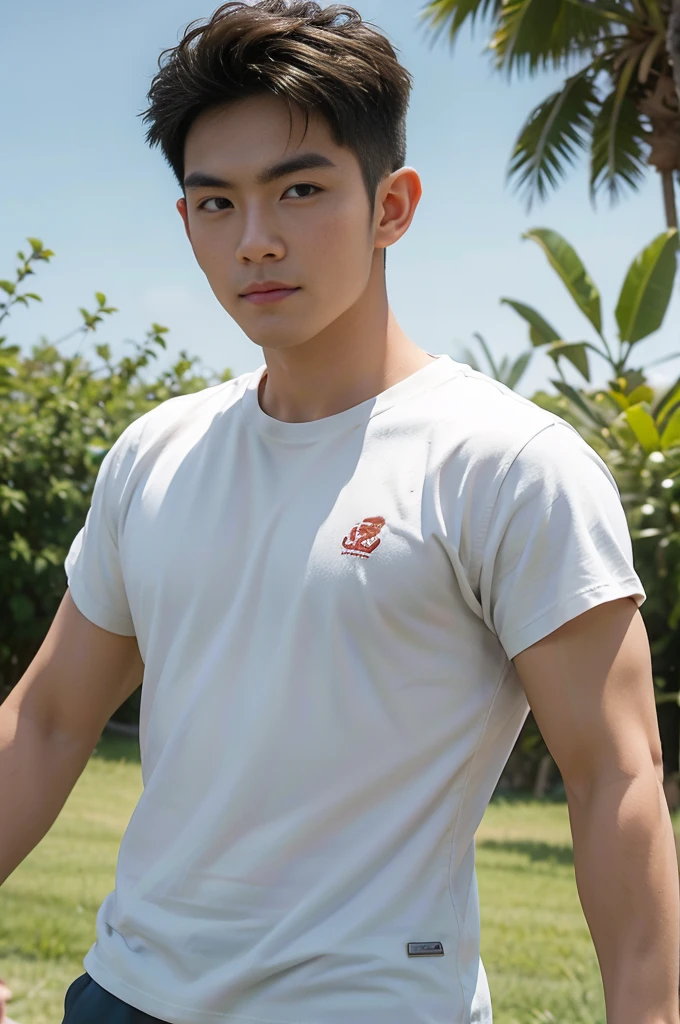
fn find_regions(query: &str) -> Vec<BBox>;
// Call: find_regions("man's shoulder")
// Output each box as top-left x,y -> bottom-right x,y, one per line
424,360 -> 572,464
430,366 -> 617,530
109,369 -> 255,466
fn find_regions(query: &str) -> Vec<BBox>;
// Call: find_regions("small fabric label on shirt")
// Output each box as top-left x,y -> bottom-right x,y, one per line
406,941 -> 445,956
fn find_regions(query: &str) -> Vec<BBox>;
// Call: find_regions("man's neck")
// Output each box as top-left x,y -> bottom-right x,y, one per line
258,277 -> 433,424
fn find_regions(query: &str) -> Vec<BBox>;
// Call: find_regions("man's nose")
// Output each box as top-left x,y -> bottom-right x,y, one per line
236,207 -> 285,263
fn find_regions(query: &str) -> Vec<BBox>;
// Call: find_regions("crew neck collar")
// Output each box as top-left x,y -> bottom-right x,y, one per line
240,355 -> 462,444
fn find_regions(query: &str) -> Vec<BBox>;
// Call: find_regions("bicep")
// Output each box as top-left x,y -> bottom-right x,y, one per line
513,598 -> 662,798
6,589 -> 143,745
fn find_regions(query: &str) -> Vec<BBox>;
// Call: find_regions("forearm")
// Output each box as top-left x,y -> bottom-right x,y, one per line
567,766 -> 680,1024
0,699 -> 97,887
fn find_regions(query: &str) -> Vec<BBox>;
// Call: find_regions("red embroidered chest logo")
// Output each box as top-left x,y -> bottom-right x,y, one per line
341,516 -> 386,559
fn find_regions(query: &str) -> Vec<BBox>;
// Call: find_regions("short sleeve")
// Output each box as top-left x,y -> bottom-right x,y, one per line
64,429 -> 137,636
479,422 -> 645,660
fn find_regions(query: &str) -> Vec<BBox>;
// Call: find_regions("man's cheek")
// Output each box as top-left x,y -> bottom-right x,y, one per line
198,248 -> 225,282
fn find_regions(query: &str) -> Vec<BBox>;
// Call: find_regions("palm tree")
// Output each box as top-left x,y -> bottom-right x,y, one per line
422,0 -> 680,228
671,0 -> 680,104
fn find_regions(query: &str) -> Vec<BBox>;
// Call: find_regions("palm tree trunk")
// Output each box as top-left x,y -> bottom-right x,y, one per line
664,0 -> 680,233
663,170 -> 679,229
669,0 -> 680,107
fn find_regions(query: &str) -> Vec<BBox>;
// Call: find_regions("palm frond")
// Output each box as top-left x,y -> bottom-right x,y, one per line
590,85 -> 648,202
492,0 -> 616,76
419,0 -> 502,46
641,0 -> 666,33
562,0 -> 644,29
460,347 -> 482,371
473,332 -> 502,377
461,335 -> 532,389
638,31 -> 665,83
506,350 -> 533,389
508,71 -> 598,207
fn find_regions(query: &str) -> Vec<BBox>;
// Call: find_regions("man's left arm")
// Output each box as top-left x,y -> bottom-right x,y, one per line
514,597 -> 679,1024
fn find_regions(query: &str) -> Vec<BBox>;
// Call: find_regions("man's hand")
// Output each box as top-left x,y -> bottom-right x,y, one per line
0,978 -> 18,1024
514,598 -> 679,1024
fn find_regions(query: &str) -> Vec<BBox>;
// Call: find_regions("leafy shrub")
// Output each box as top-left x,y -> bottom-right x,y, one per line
533,376 -> 680,781
504,226 -> 680,788
0,239 -> 231,706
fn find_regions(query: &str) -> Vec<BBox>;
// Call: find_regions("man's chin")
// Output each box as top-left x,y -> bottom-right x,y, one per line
242,326 -> 322,352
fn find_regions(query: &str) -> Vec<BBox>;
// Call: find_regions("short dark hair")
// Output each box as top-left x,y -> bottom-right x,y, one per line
142,1 -> 412,206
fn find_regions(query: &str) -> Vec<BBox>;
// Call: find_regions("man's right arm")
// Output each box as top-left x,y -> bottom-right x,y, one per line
0,590 -> 143,886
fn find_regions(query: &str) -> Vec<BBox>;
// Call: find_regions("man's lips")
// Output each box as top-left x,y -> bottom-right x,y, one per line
240,283 -> 301,305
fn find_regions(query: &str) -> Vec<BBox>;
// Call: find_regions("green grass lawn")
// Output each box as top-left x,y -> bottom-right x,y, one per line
1,734 -> 676,1024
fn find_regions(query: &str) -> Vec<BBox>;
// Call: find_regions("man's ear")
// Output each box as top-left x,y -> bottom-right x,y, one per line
176,197 -> 191,240
373,167 -> 422,254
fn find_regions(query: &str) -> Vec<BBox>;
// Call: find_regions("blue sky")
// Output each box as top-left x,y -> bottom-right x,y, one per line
2,0 -> 678,397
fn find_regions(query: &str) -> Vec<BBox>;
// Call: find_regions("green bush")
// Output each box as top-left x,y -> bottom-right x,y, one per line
532,377 -> 680,780
505,226 -> 680,786
0,239 -> 231,706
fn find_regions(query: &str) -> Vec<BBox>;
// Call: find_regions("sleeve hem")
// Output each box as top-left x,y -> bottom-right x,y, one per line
67,576 -> 136,637
502,577 -> 646,661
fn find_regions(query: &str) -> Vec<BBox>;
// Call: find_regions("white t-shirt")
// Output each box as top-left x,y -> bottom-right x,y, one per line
65,355 -> 644,1024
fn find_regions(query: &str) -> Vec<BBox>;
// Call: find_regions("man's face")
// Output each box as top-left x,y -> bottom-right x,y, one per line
178,93 -> 382,351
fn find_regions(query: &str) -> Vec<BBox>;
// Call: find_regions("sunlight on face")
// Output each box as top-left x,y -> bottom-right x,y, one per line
179,94 -> 380,351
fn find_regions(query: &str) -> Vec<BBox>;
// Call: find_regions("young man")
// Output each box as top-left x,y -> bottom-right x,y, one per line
0,2 -> 677,1022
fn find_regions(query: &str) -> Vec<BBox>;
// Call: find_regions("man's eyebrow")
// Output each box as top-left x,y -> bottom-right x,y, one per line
183,154 -> 336,191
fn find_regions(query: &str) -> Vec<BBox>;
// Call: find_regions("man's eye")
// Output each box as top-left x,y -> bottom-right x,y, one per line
199,197 -> 233,211
283,184 -> 320,199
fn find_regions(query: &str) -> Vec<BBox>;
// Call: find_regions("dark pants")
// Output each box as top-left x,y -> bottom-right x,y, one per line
62,973 -> 168,1023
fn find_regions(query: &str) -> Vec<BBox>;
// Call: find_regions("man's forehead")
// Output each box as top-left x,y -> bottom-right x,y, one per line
184,100 -> 351,186
186,94 -> 335,153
